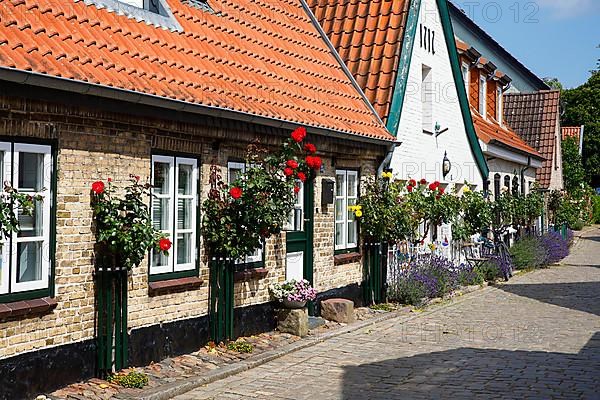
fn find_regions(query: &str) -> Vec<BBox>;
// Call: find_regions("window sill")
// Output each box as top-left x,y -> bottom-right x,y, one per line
234,268 -> 268,282
334,252 -> 361,265
148,277 -> 203,296
0,297 -> 57,321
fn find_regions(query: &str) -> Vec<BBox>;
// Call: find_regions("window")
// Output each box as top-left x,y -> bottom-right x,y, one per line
285,182 -> 304,232
87,0 -> 182,31
461,63 -> 470,97
0,142 -> 53,300
494,173 -> 501,200
479,74 -> 487,117
497,86 -> 503,124
512,176 -> 519,196
227,162 -> 264,266
422,65 -> 433,133
150,155 -> 198,277
335,170 -> 358,252
504,175 -> 511,194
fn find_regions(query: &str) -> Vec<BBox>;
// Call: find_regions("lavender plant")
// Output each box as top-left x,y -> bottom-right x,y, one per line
540,231 -> 569,264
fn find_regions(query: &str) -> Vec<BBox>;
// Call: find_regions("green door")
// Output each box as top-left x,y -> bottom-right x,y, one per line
285,179 -> 314,302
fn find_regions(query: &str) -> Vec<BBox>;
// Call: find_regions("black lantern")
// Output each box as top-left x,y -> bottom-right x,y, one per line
442,151 -> 451,178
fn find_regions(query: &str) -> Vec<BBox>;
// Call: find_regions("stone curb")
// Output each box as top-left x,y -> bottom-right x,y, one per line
116,309 -> 405,400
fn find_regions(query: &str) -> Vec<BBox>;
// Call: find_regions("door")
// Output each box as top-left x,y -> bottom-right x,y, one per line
285,179 -> 314,300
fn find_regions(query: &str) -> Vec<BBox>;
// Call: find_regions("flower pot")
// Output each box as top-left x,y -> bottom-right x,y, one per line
282,299 -> 306,309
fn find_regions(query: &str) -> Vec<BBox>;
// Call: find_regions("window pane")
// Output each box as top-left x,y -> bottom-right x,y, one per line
347,174 -> 357,197
152,248 -> 169,268
336,173 -> 344,196
178,164 -> 193,195
177,198 -> 192,230
335,223 -> 344,246
153,162 -> 170,194
19,152 -> 44,191
176,233 -> 192,265
152,197 -> 170,230
348,221 -> 357,245
16,241 -> 42,283
335,199 -> 344,222
229,167 -> 242,183
17,199 -> 43,237
347,198 -> 356,221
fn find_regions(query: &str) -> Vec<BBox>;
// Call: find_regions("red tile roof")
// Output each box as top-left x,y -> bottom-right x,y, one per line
471,107 -> 542,159
0,0 -> 393,141
308,0 -> 410,123
562,126 -> 582,141
504,90 -> 561,188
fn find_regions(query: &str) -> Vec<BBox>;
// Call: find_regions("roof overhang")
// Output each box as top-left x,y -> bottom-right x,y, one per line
480,140 -> 544,168
0,67 -> 394,145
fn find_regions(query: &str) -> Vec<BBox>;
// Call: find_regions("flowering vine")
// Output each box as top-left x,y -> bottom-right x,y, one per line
91,175 -> 170,270
0,182 -> 42,242
202,127 -> 320,259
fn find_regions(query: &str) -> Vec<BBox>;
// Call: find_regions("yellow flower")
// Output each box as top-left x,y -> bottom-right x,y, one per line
347,205 -> 356,212
463,186 -> 471,194
355,210 -> 363,217
355,205 -> 362,211
381,171 -> 393,179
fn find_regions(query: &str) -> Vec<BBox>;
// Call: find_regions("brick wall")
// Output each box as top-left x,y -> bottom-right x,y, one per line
0,90 -> 386,360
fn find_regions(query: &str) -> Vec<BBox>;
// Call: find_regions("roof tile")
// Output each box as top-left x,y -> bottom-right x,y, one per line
0,0 -> 392,140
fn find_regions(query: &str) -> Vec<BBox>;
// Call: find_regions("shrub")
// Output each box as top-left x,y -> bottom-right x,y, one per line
540,231 -> 569,264
107,371 -> 149,389
457,264 -> 484,286
226,340 -> 254,353
510,236 -> 547,270
477,255 -> 513,281
594,196 -> 600,224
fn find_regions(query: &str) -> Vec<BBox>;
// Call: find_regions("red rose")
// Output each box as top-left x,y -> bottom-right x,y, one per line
436,195 -> 441,200
159,238 -> 172,251
297,172 -> 307,182
91,181 -> 105,195
291,127 -> 307,143
408,179 -> 417,187
135,175 -> 140,182
433,181 -> 440,189
284,167 -> 294,177
107,177 -> 112,182
428,183 -> 437,191
306,156 -> 322,171
439,187 -> 445,194
294,186 -> 300,194
407,185 -> 413,193
286,159 -> 299,169
420,178 -> 427,185
229,187 -> 243,199
304,143 -> 317,153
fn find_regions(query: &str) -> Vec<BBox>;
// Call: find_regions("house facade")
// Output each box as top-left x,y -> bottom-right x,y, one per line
456,39 -> 544,200
0,0 -> 394,397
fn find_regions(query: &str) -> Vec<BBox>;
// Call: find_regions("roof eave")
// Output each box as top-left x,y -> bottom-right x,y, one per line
0,67 -> 394,145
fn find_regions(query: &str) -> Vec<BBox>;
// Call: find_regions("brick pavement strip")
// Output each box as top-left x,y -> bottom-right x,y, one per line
173,227 -> 600,400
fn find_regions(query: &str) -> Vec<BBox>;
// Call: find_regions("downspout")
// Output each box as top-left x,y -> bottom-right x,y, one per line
579,125 -> 585,156
378,142 -> 402,176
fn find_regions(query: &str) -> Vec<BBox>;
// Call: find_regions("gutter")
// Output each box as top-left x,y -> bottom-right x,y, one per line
0,67 -> 394,146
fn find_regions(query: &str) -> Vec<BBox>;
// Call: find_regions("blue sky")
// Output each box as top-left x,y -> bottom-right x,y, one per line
451,0 -> 600,89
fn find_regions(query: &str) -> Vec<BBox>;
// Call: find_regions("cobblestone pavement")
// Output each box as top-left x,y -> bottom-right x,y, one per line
175,228 -> 600,400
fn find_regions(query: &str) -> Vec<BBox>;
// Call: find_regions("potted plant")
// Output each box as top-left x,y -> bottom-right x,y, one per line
269,279 -> 317,309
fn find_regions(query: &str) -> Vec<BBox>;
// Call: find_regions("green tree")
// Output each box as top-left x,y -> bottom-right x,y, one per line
561,72 -> 600,182
543,77 -> 563,91
562,136 -> 587,192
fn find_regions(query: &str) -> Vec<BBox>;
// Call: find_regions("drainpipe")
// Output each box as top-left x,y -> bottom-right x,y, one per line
377,142 -> 402,176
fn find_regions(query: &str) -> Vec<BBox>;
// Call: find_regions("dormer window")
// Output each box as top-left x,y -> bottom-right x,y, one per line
81,0 -> 182,31
479,74 -> 487,117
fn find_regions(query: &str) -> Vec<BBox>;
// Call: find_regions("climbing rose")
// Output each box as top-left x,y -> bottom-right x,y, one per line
304,143 -> 317,153
439,187 -> 445,194
107,177 -> 112,182
294,186 -> 301,194
306,156 -> 322,170
91,181 -> 105,195
286,159 -> 299,169
291,127 -> 307,143
284,167 -> 294,177
297,172 -> 307,182
407,185 -> 413,193
159,238 -> 172,251
429,183 -> 437,191
408,179 -> 417,187
229,187 -> 243,199
420,178 -> 427,185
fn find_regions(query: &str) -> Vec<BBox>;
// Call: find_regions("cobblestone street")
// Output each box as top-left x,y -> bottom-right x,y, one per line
175,228 -> 600,400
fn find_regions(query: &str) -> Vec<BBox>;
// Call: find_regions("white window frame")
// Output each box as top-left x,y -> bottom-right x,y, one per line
461,62 -> 470,98
227,162 -> 263,265
479,74 -> 487,117
0,142 -> 10,295
150,155 -> 198,275
3,143 -> 52,294
335,169 -> 358,251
